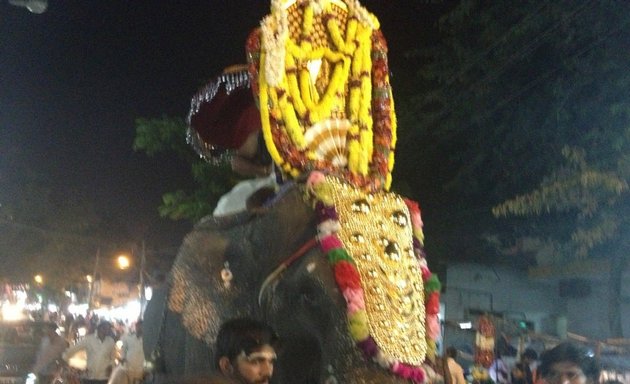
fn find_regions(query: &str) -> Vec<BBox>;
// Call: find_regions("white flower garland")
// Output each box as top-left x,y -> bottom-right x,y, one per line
311,0 -> 325,14
346,0 -> 379,29
261,0 -> 288,87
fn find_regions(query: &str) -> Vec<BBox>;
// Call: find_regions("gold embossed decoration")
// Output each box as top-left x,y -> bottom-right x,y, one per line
323,176 -> 426,365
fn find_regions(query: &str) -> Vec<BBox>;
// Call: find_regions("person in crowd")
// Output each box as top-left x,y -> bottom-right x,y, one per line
64,312 -> 75,337
63,320 -> 116,384
489,351 -> 510,384
445,346 -> 467,384
523,348 -> 539,384
161,375 -> 238,384
214,130 -> 276,216
32,322 -> 68,383
513,348 -> 539,384
70,314 -> 88,343
214,318 -> 278,384
187,65 -> 277,217
87,313 -> 100,335
538,342 -> 600,384
513,362 -> 530,384
154,319 -> 275,384
108,320 -> 145,384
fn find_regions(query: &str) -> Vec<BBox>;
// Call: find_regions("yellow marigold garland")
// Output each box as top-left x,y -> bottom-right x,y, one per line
258,55 -> 282,168
251,1 -> 397,192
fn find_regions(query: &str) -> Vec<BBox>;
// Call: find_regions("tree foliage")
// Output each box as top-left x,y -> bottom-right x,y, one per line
396,0 -> 630,261
395,0 -> 630,336
493,146 -> 628,261
133,116 -> 235,222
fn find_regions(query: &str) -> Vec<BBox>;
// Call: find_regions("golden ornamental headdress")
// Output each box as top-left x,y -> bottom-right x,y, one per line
247,0 -> 397,192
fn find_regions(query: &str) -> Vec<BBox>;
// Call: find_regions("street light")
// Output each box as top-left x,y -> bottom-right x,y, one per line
34,274 -> 43,285
114,248 -> 147,315
116,254 -> 131,270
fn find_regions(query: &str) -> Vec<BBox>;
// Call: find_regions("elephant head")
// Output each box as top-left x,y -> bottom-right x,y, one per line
145,183 -> 429,383
258,223 -> 414,384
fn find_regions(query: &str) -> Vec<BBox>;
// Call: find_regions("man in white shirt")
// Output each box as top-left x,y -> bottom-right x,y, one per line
108,320 -> 145,384
32,322 -> 68,383
64,320 -> 116,384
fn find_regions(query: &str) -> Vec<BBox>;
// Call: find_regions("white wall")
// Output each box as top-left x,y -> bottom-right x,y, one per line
442,262 -> 630,341
443,262 -> 559,330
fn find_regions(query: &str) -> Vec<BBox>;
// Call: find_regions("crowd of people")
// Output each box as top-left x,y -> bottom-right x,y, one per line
30,317 -> 145,384
442,342 -> 612,384
27,309 -> 614,384
26,312 -> 277,384
164,323 -> 611,384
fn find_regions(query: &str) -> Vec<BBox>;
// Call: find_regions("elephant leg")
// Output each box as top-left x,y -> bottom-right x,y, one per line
143,285 -> 197,377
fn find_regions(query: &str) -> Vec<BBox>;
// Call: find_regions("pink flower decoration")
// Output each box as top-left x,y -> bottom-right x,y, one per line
426,314 -> 441,340
319,235 -> 343,253
392,362 -> 426,382
404,199 -> 424,229
410,212 -> 423,229
421,267 -> 432,282
306,171 -> 326,189
343,287 -> 365,314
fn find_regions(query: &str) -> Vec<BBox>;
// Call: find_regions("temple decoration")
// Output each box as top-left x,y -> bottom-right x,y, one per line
247,0 -> 397,192
307,172 -> 440,383
475,314 -> 496,368
247,1 -> 439,382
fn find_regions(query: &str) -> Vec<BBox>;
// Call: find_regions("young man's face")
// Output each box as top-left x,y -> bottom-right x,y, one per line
228,345 -> 276,384
543,362 -> 590,384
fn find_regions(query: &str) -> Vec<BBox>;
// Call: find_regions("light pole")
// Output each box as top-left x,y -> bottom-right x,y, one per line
139,241 -> 146,317
114,244 -> 146,316
86,274 -> 93,309
88,249 -> 100,310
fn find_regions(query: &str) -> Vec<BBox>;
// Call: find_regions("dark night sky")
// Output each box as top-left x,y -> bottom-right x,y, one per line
0,1 -> 444,257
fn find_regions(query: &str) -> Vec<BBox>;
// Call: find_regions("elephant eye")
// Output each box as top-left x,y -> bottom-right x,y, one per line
299,286 -> 317,302
297,281 -> 322,305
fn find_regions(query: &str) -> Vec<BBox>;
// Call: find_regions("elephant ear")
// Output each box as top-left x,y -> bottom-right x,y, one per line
168,227 -> 233,345
167,185 -> 316,345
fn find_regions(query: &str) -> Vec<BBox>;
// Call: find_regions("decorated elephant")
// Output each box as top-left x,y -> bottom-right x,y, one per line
144,179 -> 440,383
144,1 -> 444,382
